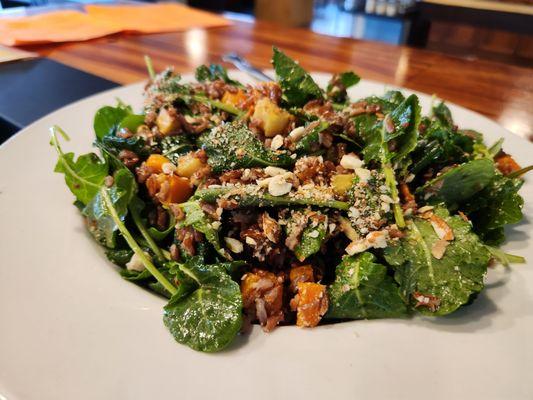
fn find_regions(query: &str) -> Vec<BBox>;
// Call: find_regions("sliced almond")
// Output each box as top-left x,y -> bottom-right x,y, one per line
268,175 -> 292,196
431,239 -> 449,259
340,153 -> 363,170
429,214 -> 454,241
224,237 -> 244,254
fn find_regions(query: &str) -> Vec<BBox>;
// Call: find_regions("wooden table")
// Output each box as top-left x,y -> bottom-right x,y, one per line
26,18 -> 533,139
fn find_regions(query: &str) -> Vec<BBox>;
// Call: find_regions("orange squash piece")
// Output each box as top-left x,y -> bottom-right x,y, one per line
495,154 -> 521,176
145,154 -> 171,174
164,175 -> 193,204
222,89 -> 246,108
290,282 -> 328,328
289,265 -> 314,292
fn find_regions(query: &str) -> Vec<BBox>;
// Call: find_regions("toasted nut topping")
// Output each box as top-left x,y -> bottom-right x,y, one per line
340,153 -> 363,170
270,134 -> 284,150
268,175 -> 292,196
224,237 -> 244,253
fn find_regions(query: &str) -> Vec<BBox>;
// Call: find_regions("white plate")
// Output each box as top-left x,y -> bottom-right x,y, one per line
1,72 -> 532,400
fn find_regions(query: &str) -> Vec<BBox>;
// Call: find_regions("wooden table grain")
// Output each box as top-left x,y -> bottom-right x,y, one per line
27,18 -> 533,138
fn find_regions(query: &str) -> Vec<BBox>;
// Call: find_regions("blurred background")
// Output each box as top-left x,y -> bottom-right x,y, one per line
2,0 -> 530,67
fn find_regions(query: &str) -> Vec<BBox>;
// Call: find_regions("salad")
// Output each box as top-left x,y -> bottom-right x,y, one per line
52,48 -> 531,352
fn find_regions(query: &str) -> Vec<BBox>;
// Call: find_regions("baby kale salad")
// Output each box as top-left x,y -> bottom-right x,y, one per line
52,48 -> 531,352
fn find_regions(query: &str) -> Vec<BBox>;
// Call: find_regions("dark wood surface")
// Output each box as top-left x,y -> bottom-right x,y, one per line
26,18 -> 533,138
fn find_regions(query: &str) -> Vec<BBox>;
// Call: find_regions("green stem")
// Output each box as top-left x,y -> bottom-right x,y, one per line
129,205 -> 169,261
101,188 -> 177,296
192,95 -> 243,116
507,165 -> 533,179
144,55 -> 156,80
383,164 -> 405,228
193,187 -> 350,210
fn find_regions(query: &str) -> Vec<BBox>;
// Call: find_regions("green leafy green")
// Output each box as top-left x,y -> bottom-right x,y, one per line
51,127 -> 108,205
295,121 -> 330,153
93,105 -> 131,141
101,135 -> 150,157
199,121 -> 294,173
180,201 -> 229,259
485,245 -> 525,267
82,169 -> 136,248
160,135 -> 195,163
462,174 -> 524,245
195,64 -> 240,85
163,257 -> 243,352
105,248 -> 134,267
384,206 -> 490,316
118,114 -> 145,133
194,186 -> 351,210
421,159 -> 496,209
432,101 -> 454,129
326,71 -> 360,103
272,47 -> 324,107
326,253 -> 407,319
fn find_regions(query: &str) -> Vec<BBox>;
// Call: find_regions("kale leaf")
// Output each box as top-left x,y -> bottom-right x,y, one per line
82,168 -> 137,248
101,135 -> 150,158
295,121 -> 330,154
384,206 -> 490,316
363,94 -> 421,164
199,121 -> 294,173
272,47 -> 324,107
163,257 -> 243,352
432,101 -> 454,129
462,174 -> 524,245
326,252 -> 407,319
421,159 -> 496,209
326,71 -> 360,103
195,64 -> 241,85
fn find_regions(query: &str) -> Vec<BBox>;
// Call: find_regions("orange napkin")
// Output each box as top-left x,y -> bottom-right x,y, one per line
0,10 -> 121,46
0,4 -> 231,47
86,3 -> 232,34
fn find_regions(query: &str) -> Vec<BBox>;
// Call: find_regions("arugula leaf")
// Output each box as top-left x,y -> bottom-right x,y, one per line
421,159 -> 496,209
194,186 -> 351,210
384,206 -> 490,316
163,257 -> 243,352
326,253 -> 407,319
195,64 -> 241,85
93,105 -> 130,141
180,201 -> 229,259
51,126 -> 108,205
101,135 -> 150,157
272,47 -> 324,107
105,248 -> 134,267
200,122 -> 294,173
462,174 -> 524,245
83,169 -> 137,248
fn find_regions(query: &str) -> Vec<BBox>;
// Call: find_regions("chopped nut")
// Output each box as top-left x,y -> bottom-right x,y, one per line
354,167 -> 371,183
161,162 -> 176,175
431,239 -> 450,259
270,134 -> 284,150
126,252 -> 149,272
264,166 -> 288,177
340,153 -> 363,170
288,126 -> 306,141
429,214 -> 454,241
224,237 -> 244,253
346,239 -> 369,255
268,175 -> 292,196
417,205 -> 434,214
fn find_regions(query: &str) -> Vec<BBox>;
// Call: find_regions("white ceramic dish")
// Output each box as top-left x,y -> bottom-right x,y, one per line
1,72 -> 532,400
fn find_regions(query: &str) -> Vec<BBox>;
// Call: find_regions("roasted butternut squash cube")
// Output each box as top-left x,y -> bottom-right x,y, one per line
222,89 -> 246,108
252,97 -> 291,137
145,154 -> 171,174
177,152 -> 206,178
156,108 -> 180,135
331,173 -> 355,195
289,265 -> 314,292
495,154 -> 521,176
291,282 -> 328,328
164,175 -> 193,204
